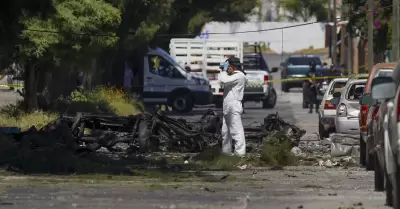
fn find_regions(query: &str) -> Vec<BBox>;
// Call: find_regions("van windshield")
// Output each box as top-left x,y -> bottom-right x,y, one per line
156,48 -> 188,73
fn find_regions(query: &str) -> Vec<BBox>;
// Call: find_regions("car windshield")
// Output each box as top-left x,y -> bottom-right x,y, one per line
287,57 -> 322,66
346,83 -> 365,101
329,81 -> 347,95
374,68 -> 393,78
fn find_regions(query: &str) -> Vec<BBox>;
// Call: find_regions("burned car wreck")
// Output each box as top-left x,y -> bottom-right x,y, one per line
1,111 -> 306,156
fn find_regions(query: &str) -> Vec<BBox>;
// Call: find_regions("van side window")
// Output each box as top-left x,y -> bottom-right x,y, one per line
148,55 -> 184,79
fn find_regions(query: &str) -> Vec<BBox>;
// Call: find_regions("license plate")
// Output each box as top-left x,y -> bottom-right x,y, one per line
317,95 -> 323,100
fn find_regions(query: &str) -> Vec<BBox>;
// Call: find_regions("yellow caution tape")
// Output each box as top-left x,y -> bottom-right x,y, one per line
0,84 -> 24,88
0,74 -> 367,89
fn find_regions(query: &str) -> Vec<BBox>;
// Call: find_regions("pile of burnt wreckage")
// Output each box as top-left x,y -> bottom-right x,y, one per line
0,110 -> 306,154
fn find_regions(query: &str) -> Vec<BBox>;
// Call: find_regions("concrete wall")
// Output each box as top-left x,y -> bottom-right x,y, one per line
199,22 -> 326,53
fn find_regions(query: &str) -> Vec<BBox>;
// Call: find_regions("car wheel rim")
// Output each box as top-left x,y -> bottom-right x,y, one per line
174,98 -> 186,110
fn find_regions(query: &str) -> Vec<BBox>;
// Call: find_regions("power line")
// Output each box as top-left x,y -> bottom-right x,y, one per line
23,4 -> 393,37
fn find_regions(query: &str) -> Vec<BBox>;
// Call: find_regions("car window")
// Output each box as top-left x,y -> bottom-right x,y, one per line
243,55 -> 269,71
329,81 -> 347,95
346,83 -> 365,101
287,57 -> 322,66
374,68 -> 393,78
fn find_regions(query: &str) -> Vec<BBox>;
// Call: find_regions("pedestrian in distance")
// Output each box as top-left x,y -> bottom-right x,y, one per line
306,61 -> 319,114
218,56 -> 248,156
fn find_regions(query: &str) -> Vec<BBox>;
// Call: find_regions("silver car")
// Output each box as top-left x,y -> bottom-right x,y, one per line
318,78 -> 349,139
331,79 -> 367,134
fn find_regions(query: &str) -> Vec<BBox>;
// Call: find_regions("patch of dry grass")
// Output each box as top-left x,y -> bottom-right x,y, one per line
0,111 -> 58,131
292,47 -> 328,54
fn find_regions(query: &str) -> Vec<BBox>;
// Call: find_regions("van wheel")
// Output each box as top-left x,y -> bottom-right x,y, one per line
171,94 -> 194,113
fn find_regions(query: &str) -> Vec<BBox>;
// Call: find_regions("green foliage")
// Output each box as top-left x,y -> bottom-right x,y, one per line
19,0 -> 121,60
277,0 -> 328,22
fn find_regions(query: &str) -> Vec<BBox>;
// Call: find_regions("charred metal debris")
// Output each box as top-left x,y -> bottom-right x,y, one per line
1,111 -> 306,154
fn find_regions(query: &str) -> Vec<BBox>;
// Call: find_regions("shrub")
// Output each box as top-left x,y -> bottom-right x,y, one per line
259,133 -> 298,166
54,86 -> 144,116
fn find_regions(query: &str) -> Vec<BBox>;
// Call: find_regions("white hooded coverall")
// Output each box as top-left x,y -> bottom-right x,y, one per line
219,71 -> 248,156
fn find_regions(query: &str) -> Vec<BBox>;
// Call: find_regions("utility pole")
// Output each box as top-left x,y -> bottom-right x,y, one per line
367,0 -> 374,71
340,2 -> 346,74
332,0 -> 337,67
328,0 -> 332,61
346,4 -> 352,75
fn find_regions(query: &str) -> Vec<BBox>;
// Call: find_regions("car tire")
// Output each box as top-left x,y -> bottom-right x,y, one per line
263,89 -> 277,109
393,165 -> 400,209
318,121 -> 329,139
366,136 -> 375,171
282,83 -> 289,92
385,166 -> 393,206
171,94 -> 194,113
360,134 -> 366,166
374,154 -> 385,191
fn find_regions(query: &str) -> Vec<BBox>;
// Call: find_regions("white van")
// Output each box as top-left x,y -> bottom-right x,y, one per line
142,47 -> 212,113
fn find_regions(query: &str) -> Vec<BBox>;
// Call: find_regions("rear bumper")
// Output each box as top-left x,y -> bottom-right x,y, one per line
335,116 -> 360,134
282,75 -> 307,87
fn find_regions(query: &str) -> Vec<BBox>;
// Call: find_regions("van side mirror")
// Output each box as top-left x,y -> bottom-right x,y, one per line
271,67 -> 278,72
332,92 -> 341,98
360,93 -> 375,105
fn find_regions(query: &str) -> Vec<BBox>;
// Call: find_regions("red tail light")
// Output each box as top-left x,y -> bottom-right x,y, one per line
361,105 -> 369,132
372,107 -> 379,120
324,100 -> 336,109
264,75 -> 269,84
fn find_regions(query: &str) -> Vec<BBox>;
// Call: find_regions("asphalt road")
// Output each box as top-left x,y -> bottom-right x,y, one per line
0,53 -> 390,209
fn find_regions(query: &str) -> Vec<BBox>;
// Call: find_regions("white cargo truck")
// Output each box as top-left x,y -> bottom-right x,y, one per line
169,39 -> 277,109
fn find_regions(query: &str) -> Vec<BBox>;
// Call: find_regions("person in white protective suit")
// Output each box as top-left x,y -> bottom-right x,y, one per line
218,56 -> 248,156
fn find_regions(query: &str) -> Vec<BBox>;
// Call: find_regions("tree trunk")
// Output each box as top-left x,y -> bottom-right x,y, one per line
23,62 -> 39,111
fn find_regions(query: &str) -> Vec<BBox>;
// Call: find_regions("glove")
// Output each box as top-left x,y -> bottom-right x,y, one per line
219,61 -> 229,71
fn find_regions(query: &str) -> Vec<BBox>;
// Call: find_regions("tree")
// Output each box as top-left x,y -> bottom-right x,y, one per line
345,0 -> 392,62
277,0 -> 328,22
12,0 -> 121,110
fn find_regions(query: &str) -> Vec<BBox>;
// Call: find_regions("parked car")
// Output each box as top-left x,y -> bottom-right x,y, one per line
369,60 -> 400,208
317,78 -> 348,139
358,63 -> 396,170
361,77 -> 396,199
330,79 -> 366,134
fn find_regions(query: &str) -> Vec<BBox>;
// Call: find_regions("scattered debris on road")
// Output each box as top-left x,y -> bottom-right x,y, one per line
292,133 -> 360,167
